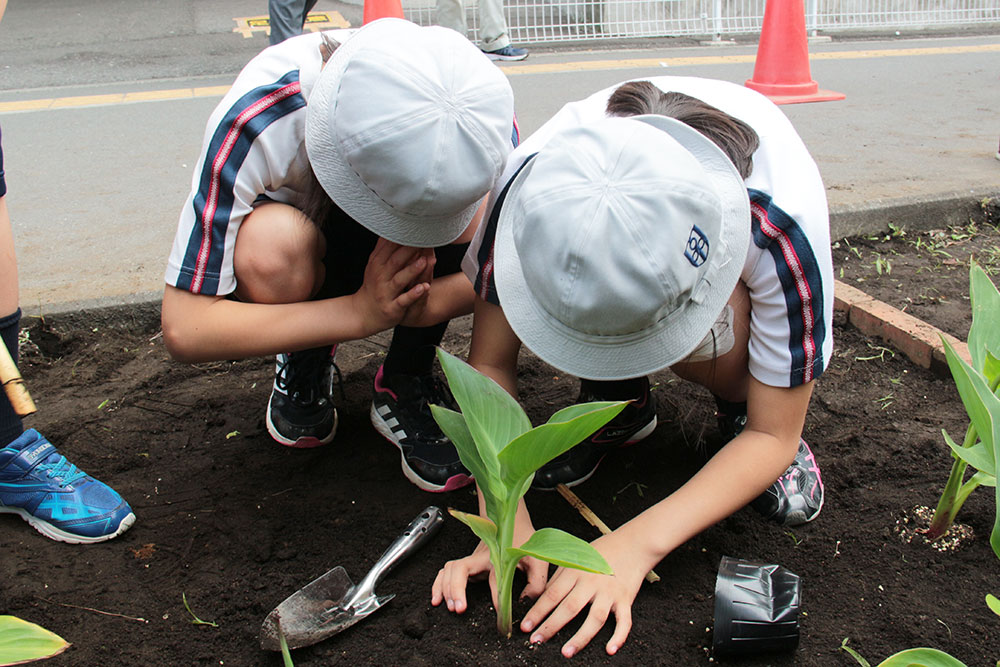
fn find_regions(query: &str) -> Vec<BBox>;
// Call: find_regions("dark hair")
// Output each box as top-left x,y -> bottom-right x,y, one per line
300,33 -> 342,228
606,80 -> 759,179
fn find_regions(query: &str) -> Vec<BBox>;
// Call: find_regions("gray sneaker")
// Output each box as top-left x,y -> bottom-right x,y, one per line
750,438 -> 824,526
482,45 -> 528,61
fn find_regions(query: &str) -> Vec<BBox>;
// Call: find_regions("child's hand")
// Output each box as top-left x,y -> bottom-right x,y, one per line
353,238 -> 432,334
519,530 -> 650,658
399,247 -> 436,326
431,510 -> 548,614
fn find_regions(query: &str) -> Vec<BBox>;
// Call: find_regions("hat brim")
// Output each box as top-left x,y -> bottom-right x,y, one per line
305,19 -> 480,248
494,114 -> 751,380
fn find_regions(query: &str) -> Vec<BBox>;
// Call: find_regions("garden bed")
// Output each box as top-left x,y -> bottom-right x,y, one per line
2,245 -> 998,665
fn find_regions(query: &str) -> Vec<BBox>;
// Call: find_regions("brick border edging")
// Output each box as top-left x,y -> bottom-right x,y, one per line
834,279 -> 971,377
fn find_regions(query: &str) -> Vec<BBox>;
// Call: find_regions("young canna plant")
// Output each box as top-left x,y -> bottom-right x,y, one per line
430,348 -> 626,637
0,615 -> 69,665
927,262 -> 1000,560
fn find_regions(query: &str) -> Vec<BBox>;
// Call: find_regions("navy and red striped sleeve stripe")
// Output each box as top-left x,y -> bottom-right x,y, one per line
748,189 -> 827,386
473,155 -> 535,305
176,70 -> 307,295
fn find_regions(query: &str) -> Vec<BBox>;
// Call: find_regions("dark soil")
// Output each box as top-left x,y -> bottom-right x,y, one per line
3,228 -> 999,665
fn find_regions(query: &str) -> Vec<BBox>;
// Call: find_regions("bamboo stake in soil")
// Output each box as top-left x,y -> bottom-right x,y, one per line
0,335 -> 35,416
556,483 -> 660,583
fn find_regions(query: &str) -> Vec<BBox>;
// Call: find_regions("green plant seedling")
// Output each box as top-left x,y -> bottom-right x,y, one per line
0,615 -> 70,665
181,593 -> 218,627
987,593 -> 1000,618
927,263 -> 1000,560
431,348 -> 623,637
840,638 -> 968,667
278,625 -> 295,667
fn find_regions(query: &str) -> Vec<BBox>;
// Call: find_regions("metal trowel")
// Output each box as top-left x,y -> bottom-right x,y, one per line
259,506 -> 444,651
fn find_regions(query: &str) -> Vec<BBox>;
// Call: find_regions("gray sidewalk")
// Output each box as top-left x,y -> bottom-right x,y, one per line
0,1 -> 997,314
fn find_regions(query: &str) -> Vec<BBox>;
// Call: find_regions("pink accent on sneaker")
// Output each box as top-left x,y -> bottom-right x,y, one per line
439,473 -> 474,493
373,365 -> 398,401
283,436 -> 327,449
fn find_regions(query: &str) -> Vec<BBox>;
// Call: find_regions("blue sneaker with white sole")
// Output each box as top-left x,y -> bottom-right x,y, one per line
0,429 -> 135,543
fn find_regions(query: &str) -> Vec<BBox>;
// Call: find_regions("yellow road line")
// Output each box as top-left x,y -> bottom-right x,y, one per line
497,42 -> 1000,75
1,43 -> 997,113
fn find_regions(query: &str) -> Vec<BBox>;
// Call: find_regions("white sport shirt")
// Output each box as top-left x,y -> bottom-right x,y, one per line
465,76 -> 834,388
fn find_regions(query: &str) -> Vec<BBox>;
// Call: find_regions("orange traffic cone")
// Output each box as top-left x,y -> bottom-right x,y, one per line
745,0 -> 844,105
363,0 -> 405,24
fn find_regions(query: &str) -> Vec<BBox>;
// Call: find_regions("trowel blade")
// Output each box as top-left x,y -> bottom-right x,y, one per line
259,565 -> 356,651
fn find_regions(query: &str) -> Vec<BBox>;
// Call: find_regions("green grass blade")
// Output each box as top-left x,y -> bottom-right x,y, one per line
840,638 -> 872,667
498,402 -> 626,490
508,527 -> 612,575
0,615 -> 70,664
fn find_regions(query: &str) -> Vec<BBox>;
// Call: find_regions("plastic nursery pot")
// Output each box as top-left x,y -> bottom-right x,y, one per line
712,555 -> 801,657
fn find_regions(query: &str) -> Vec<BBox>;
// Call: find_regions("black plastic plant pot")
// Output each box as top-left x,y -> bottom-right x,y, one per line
712,555 -> 801,657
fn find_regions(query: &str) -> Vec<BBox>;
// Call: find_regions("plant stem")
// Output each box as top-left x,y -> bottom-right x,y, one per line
927,370 -> 1000,539
494,498 -> 519,638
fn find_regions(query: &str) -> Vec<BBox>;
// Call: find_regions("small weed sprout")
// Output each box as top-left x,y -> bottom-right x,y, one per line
926,262 -> 1000,560
181,593 -> 218,627
430,348 -> 622,637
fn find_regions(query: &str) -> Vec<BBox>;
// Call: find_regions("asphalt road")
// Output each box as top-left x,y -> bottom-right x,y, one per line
0,0 -> 997,312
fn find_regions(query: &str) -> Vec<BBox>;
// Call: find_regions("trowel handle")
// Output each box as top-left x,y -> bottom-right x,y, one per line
351,506 -> 444,602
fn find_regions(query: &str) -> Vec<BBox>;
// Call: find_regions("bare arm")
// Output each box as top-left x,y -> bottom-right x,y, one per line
162,238 -> 432,363
520,378 -> 814,656
466,298 -> 522,395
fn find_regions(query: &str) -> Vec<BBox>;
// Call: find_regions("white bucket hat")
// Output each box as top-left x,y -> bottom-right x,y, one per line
305,18 -> 515,248
494,115 -> 751,380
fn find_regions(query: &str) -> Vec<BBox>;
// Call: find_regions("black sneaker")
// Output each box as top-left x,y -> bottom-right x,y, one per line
750,438 -> 824,526
713,398 -> 824,526
266,346 -> 339,448
370,365 -> 472,492
482,45 -> 528,61
531,379 -> 657,490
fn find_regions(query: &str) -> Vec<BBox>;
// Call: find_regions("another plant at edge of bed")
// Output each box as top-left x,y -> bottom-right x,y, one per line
926,261 -> 1000,559
430,348 -> 624,637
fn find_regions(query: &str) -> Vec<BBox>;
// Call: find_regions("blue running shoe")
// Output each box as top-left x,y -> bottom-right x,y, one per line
0,429 -> 136,543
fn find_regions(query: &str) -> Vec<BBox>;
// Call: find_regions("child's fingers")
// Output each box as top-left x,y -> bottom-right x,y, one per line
605,606 -> 632,656
390,254 -> 431,292
432,559 -> 474,614
519,558 -> 549,601
393,282 -> 429,310
560,599 -> 613,658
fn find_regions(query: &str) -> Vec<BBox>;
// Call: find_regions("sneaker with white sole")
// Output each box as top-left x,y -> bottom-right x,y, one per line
482,45 -> 528,61
371,365 -> 472,492
0,429 -> 136,544
266,346 -> 340,448
750,438 -> 824,526
531,378 -> 657,490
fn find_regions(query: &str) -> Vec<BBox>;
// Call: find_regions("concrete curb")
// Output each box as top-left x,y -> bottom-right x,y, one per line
833,279 -> 970,378
828,188 -> 998,241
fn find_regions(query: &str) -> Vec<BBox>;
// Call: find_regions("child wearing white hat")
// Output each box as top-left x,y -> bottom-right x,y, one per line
432,76 -> 834,656
162,19 -> 517,492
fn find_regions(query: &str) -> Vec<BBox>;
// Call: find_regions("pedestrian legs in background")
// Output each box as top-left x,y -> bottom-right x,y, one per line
268,0 -> 319,45
435,0 -> 528,61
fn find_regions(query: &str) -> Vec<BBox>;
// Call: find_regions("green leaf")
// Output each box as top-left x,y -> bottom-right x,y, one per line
968,263 -> 1000,371
943,340 -> 998,474
942,429 -> 994,475
986,593 -> 1000,618
436,348 -> 530,472
876,647 -> 968,667
508,527 -> 613,575
546,401 -> 626,425
430,405 -> 501,514
983,350 -> 1000,387
969,470 -> 997,488
498,402 -> 627,490
0,615 -> 70,665
448,508 -> 499,553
